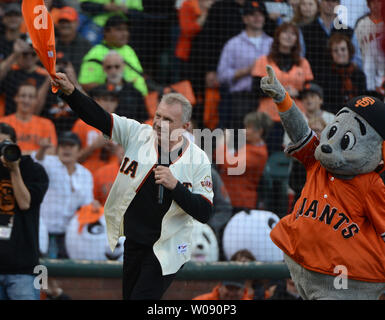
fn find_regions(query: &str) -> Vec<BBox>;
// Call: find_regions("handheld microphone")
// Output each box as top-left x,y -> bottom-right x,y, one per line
157,148 -> 169,204
158,181 -> 164,204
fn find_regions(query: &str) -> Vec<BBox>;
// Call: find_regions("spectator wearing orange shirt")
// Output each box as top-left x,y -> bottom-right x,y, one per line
0,82 -> 57,155
174,0 -> 215,82
252,22 -> 313,153
93,145 -> 124,205
216,111 -> 273,213
71,87 -> 119,176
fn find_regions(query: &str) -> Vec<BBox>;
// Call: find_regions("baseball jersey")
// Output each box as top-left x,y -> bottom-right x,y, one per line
104,113 -> 214,275
270,131 -> 385,282
355,16 -> 385,91
61,88 -> 214,275
0,114 -> 57,153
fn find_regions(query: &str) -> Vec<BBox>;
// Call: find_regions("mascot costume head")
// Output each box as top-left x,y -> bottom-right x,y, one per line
315,95 -> 385,177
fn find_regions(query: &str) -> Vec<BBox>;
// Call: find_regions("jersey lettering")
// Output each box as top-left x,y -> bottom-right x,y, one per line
341,223 -> 360,239
318,204 -> 338,225
303,199 -> 318,218
119,157 -> 130,173
119,157 -> 138,178
295,197 -> 359,238
295,197 -> 307,218
124,161 -> 138,177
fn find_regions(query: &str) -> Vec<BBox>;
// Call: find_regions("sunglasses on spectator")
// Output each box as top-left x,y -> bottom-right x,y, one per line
105,64 -> 123,70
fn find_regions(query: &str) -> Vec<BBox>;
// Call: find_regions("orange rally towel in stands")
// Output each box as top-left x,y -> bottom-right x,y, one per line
22,0 -> 59,93
76,204 -> 104,234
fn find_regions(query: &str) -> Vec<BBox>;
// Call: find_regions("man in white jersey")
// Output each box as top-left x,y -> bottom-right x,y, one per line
354,0 -> 385,94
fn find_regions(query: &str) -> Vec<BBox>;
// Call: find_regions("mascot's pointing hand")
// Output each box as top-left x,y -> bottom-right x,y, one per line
260,65 -> 286,103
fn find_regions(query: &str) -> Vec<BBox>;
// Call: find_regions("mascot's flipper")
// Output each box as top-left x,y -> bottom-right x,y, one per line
260,65 -> 310,144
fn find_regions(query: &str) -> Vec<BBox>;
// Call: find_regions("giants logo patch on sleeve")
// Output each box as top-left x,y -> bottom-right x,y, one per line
200,176 -> 213,192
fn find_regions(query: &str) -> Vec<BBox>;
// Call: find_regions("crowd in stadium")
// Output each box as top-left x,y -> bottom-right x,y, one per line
0,0 -> 384,299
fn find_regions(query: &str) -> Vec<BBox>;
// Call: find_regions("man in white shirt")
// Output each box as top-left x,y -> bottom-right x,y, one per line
32,131 -> 94,258
354,0 -> 385,94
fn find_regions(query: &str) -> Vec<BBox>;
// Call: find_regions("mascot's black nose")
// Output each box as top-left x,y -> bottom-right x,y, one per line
321,144 -> 332,154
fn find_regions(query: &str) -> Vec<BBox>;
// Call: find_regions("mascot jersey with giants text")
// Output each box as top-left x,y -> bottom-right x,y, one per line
261,65 -> 385,300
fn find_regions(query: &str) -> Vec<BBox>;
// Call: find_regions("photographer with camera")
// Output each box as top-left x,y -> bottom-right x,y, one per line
0,122 -> 49,300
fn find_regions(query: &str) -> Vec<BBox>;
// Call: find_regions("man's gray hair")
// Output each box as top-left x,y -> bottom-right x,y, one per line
160,92 -> 192,123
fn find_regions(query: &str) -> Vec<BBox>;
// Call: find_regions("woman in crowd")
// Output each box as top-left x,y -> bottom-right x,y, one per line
318,33 -> 367,114
251,22 -> 313,152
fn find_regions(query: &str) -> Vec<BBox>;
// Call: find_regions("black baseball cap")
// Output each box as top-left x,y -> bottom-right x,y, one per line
242,0 -> 267,17
104,15 -> 130,30
58,131 -> 81,146
345,95 -> 385,140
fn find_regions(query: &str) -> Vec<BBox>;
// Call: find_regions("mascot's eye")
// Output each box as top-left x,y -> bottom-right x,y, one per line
340,132 -> 356,150
327,126 -> 338,139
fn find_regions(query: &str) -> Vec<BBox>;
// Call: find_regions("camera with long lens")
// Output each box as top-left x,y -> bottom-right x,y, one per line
0,140 -> 21,162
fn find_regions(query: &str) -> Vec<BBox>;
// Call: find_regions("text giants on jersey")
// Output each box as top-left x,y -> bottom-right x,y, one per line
295,198 -> 359,239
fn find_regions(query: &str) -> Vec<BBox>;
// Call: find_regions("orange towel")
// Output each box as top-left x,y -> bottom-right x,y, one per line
21,0 -> 58,93
76,204 -> 104,234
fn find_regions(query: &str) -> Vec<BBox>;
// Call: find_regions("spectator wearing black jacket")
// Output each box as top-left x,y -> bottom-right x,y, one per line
318,33 -> 367,114
0,122 -> 49,300
55,6 -> 92,76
